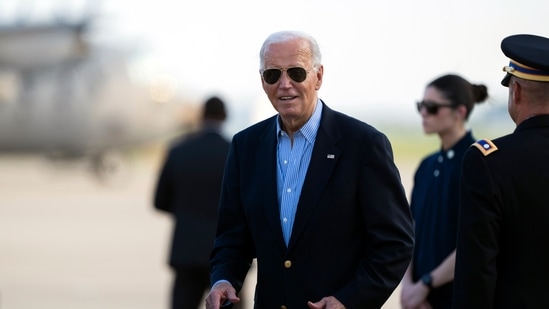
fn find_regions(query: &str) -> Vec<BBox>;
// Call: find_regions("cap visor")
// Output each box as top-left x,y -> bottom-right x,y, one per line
501,73 -> 511,87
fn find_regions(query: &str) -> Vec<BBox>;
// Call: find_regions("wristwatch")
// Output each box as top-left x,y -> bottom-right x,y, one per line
421,273 -> 433,289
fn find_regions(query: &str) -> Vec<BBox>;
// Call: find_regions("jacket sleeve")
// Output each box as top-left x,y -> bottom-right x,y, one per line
209,138 -> 254,292
154,150 -> 175,213
336,131 -> 415,308
453,148 -> 500,308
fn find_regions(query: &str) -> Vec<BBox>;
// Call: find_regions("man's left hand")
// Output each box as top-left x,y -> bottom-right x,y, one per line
307,296 -> 346,309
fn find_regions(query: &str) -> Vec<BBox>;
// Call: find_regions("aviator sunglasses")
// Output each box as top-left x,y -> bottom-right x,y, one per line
262,67 -> 310,84
416,101 -> 455,115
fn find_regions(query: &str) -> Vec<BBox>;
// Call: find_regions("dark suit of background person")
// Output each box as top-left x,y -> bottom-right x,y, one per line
453,34 -> 549,309
154,96 -> 233,309
205,31 -> 414,309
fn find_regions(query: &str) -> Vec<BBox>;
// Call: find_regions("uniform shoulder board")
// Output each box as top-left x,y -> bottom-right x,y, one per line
471,139 -> 498,156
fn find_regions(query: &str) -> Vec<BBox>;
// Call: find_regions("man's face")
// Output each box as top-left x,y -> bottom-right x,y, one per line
260,38 -> 323,131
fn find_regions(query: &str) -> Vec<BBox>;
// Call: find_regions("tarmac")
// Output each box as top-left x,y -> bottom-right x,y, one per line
0,148 -> 407,309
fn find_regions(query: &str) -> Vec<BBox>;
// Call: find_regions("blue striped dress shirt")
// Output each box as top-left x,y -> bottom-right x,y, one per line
276,100 -> 322,246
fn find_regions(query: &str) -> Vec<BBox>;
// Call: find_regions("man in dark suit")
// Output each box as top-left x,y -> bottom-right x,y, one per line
154,96 -> 232,309
205,31 -> 414,309
453,34 -> 549,309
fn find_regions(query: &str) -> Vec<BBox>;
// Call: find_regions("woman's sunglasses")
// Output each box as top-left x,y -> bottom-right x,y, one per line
416,101 -> 455,115
262,67 -> 310,84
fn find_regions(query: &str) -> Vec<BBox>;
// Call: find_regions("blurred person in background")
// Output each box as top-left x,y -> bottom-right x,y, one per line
453,34 -> 549,309
205,30 -> 414,309
154,96 -> 236,309
400,74 -> 488,309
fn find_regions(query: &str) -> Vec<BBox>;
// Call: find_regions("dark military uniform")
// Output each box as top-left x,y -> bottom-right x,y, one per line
454,115 -> 549,308
453,33 -> 549,309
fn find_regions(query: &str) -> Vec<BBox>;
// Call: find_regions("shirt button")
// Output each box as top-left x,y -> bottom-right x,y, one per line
434,170 -> 440,177
283,160 -> 288,164
437,155 -> 443,163
284,260 -> 292,268
287,188 -> 291,193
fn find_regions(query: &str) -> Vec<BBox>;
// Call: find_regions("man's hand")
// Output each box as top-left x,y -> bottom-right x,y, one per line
205,281 -> 240,309
307,296 -> 346,309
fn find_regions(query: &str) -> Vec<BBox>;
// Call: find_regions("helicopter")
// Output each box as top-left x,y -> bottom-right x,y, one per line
0,2 -> 195,184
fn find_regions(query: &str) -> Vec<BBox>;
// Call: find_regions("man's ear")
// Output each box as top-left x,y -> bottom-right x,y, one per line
512,80 -> 522,104
315,65 -> 323,90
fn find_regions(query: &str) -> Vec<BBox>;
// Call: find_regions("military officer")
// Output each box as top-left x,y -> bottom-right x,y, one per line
453,34 -> 549,309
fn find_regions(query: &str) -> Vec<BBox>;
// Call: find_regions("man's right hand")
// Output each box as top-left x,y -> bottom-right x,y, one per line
205,281 -> 241,309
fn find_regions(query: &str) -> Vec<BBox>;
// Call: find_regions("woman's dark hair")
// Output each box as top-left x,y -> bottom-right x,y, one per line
428,74 -> 489,120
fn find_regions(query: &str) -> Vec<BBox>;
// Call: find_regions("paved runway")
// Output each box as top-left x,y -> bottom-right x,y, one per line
0,148 -> 408,309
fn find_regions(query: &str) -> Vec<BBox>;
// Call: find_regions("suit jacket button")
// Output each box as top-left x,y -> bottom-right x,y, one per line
284,260 -> 292,268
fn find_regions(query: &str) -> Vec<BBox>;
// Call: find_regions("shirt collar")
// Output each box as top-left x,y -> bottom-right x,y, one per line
439,131 -> 474,159
276,99 -> 322,143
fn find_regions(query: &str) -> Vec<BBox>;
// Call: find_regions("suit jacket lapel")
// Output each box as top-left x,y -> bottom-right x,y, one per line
288,105 -> 341,249
256,117 -> 287,250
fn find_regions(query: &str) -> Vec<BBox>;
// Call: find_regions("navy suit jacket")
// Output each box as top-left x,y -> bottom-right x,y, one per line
210,102 -> 414,309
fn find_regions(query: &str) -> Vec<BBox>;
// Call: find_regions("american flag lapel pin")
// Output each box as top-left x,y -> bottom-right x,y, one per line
327,154 -> 335,159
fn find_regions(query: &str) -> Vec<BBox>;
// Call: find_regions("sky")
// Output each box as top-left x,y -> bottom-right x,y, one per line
2,0 -> 549,131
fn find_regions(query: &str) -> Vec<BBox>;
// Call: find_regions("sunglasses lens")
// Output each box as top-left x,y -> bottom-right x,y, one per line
426,105 -> 438,114
263,67 -> 308,84
287,67 -> 307,82
416,101 -> 439,115
263,69 -> 282,84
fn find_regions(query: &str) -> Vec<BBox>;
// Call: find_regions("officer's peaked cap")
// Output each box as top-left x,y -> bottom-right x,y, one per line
501,34 -> 549,87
